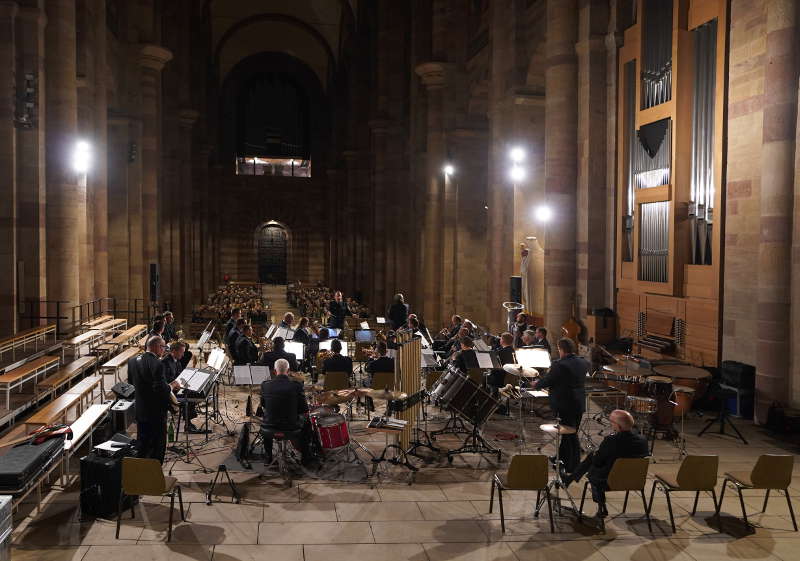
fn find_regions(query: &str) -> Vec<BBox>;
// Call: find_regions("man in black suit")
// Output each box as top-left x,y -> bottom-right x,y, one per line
279,312 -> 295,329
145,319 -> 166,350
226,318 -> 246,362
327,291 -> 350,329
531,337 -> 588,473
387,293 -> 409,330
163,311 -> 192,368
564,410 -> 649,517
513,312 -> 534,349
224,308 -> 241,340
131,337 -> 177,463
161,341 -> 206,434
258,336 -> 299,372
531,327 -> 552,355
235,324 -> 259,365
488,332 -> 515,391
452,336 -> 480,373
365,341 -> 394,385
260,358 -> 311,465
322,339 -> 353,376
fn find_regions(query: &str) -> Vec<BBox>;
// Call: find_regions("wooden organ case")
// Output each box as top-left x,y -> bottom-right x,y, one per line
615,0 -> 727,366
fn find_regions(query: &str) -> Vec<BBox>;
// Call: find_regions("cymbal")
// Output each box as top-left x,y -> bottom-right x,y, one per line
361,388 -> 408,401
539,423 -> 577,435
502,364 -> 539,378
318,389 -> 360,405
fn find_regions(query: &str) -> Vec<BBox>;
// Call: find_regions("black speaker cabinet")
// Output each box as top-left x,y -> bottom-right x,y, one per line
509,276 -> 522,303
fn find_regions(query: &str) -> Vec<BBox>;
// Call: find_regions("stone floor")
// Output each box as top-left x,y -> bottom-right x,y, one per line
9,378 -> 800,561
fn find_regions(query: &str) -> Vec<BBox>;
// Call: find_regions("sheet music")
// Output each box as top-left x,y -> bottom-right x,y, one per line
180,369 -> 213,392
197,330 -> 212,349
250,366 -> 270,384
274,326 -> 293,340
376,317 -> 386,324
265,324 -> 277,339
208,348 -> 226,371
476,352 -> 494,369
474,339 -> 490,352
284,341 -> 305,359
233,365 -> 253,385
415,332 -> 430,348
515,347 -> 552,369
360,321 -> 369,330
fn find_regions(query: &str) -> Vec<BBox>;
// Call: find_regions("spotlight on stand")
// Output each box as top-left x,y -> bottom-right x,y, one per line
509,146 -> 526,163
509,165 -> 526,182
72,140 -> 92,174
443,163 -> 455,176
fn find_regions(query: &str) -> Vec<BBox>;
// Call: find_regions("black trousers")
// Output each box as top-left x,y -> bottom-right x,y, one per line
137,417 -> 167,464
570,453 -> 608,504
263,418 -> 313,463
557,410 -> 583,473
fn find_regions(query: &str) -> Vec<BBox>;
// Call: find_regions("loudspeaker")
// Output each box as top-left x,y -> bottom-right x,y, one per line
149,263 -> 160,302
111,382 -> 135,400
509,276 -> 522,304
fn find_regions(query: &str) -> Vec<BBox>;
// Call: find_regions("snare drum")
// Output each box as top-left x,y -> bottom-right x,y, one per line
316,413 -> 350,450
625,395 -> 657,415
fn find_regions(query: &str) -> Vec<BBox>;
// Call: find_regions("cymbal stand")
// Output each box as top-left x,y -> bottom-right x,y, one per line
534,420 -> 581,519
406,392 -> 440,459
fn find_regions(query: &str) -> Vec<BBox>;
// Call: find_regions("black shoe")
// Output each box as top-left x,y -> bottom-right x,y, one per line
560,470 -> 573,486
596,504 -> 608,518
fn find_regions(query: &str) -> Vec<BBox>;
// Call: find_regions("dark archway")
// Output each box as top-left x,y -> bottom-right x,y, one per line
257,223 -> 288,284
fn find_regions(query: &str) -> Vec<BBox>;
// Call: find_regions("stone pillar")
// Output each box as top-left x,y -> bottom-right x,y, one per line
178,108 -> 197,319
92,0 -> 108,299
757,0 -> 797,421
543,0 -> 579,332
326,168 -> 341,287
138,44 -> 172,308
415,61 -> 449,329
196,145 -> 213,303
369,119 -> 389,309
0,1 -> 17,335
15,4 -> 47,328
342,151 -> 359,295
45,0 -> 81,334
107,116 -> 132,304
575,0 -> 609,312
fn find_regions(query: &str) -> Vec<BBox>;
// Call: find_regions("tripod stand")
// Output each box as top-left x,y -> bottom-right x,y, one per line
534,420 -> 581,519
168,399 -> 210,475
697,388 -> 747,444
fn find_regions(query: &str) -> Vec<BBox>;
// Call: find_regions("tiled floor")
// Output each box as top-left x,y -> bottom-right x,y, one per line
9,370 -> 800,561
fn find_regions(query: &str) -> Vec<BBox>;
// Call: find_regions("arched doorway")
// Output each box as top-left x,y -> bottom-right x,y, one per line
257,223 -> 288,284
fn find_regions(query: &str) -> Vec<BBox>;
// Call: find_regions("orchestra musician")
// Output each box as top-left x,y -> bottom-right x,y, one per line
224,308 -> 241,339
387,293 -> 409,330
531,327 -> 552,355
327,291 -> 350,329
130,336 -> 178,463
260,358 -> 312,466
163,311 -> 192,369
279,312 -> 295,329
530,337 -> 588,473
293,317 -> 313,346
452,336 -> 480,372
322,339 -> 353,377
562,410 -> 649,518
365,341 -> 394,385
161,341 -> 207,434
488,332 -> 515,391
258,336 -> 299,372
226,318 -> 247,363
235,324 -> 259,365
145,318 -> 166,351
513,312 -> 534,348
445,327 -> 470,358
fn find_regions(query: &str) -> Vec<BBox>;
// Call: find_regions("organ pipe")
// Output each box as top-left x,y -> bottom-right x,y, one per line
641,0 -> 673,109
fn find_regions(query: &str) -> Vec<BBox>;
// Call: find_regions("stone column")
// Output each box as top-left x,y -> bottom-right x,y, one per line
342,151 -> 359,295
45,0 -> 81,334
178,108 -> 197,319
543,0 -> 579,332
15,4 -> 47,328
415,61 -> 449,329
138,44 -> 172,308
0,1 -> 17,335
369,119 -> 389,308
92,0 -> 108,299
757,0 -> 797,421
196,145 -> 213,302
107,116 -> 132,304
575,0 -> 609,312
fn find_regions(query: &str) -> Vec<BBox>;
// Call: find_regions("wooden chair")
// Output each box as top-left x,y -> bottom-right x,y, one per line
490,454 -> 554,533
579,457 -> 652,532
371,371 -> 395,390
323,371 -> 350,391
649,454 -> 718,533
716,454 -> 796,531
116,457 -> 184,542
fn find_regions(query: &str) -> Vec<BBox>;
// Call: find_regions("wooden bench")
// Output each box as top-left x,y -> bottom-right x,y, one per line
62,402 -> 112,480
62,329 -> 102,357
36,356 -> 97,396
108,324 -> 148,347
65,375 -> 104,411
101,347 -> 141,384
0,324 -> 57,363
0,355 -> 60,410
92,318 -> 128,332
82,315 -> 113,330
24,392 -> 84,433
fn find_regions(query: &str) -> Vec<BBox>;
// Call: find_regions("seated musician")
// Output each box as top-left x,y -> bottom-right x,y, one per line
226,318 -> 246,363
327,291 -> 350,329
260,358 -> 312,466
235,324 -> 259,365
163,311 -> 192,369
145,318 -> 166,351
161,341 -> 207,434
408,313 -> 431,344
400,315 -> 420,336
563,409 -> 649,518
520,329 -> 536,347
452,336 -> 480,373
258,336 -> 299,372
531,327 -> 552,355
530,337 -> 588,473
365,341 -> 394,385
293,317 -> 313,346
279,312 -> 294,329
513,312 -> 534,348
322,339 -> 353,377
488,332 -> 515,391
445,327 -> 470,359
433,314 -> 462,351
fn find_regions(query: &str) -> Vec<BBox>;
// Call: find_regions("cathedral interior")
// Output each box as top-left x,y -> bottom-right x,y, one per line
1,1 -> 800,560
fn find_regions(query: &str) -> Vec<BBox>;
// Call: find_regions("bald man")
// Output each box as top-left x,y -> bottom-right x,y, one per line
564,409 -> 649,517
